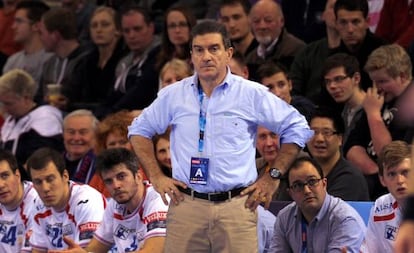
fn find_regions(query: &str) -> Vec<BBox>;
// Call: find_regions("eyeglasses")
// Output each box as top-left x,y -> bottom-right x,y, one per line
311,128 -> 338,138
289,178 -> 322,192
324,75 -> 349,86
167,22 -> 188,30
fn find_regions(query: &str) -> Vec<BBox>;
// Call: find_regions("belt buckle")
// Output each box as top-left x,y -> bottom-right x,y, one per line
207,192 -> 214,201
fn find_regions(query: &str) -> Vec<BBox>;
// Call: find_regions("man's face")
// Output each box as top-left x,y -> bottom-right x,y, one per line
101,164 -> 140,205
191,33 -> 232,84
122,11 -> 154,55
31,161 -> 69,210
0,92 -> 29,118
380,158 -> 411,204
0,160 -> 22,209
336,9 -> 368,50
256,126 -> 279,163
288,162 -> 327,218
12,9 -> 35,44
261,72 -> 292,103
39,19 -> 58,52
324,66 -> 360,103
63,115 -> 96,161
250,1 -> 284,46
155,138 -> 171,169
219,3 -> 251,42
368,68 -> 407,103
307,117 -> 342,162
166,10 -> 190,47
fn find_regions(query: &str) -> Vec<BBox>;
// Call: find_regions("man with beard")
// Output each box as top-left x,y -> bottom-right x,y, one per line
218,0 -> 258,57
246,0 -> 305,81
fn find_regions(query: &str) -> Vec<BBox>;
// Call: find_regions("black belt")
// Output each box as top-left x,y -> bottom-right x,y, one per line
178,186 -> 245,202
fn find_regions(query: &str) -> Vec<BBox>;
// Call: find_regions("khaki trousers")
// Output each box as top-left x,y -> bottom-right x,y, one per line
164,194 -> 258,253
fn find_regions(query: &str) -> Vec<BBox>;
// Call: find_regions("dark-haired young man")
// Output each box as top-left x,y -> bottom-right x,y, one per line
0,150 -> 38,252
27,147 -> 105,252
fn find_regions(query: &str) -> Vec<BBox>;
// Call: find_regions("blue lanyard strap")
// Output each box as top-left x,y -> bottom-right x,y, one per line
198,84 -> 206,153
301,218 -> 308,253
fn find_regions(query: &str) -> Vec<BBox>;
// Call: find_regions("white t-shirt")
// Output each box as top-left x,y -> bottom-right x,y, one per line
30,181 -> 106,251
0,181 -> 37,253
360,193 -> 402,253
94,185 -> 168,252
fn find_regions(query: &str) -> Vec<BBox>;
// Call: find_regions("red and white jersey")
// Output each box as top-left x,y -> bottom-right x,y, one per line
30,181 -> 106,251
360,193 -> 402,253
0,181 -> 37,253
94,186 -> 168,252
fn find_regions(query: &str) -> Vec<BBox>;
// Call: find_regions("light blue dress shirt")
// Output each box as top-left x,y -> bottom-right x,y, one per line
128,70 -> 313,193
269,194 -> 367,253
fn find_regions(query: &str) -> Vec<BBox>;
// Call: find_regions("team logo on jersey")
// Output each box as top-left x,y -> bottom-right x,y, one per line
77,199 -> 89,205
375,202 -> 394,213
384,225 -> 398,241
115,224 -> 135,240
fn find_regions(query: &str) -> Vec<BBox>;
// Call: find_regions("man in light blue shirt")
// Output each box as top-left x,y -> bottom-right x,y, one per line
128,20 -> 313,253
269,157 -> 366,253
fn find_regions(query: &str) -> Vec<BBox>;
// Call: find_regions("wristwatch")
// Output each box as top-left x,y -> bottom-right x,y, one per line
269,168 -> 282,179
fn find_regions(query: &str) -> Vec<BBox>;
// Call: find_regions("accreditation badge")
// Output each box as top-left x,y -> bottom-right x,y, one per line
189,157 -> 209,185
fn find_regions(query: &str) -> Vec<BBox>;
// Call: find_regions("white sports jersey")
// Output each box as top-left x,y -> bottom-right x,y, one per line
0,181 -> 37,253
360,193 -> 402,253
30,181 -> 106,251
94,186 -> 168,252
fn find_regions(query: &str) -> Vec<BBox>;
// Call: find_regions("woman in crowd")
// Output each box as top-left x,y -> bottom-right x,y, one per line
155,5 -> 196,71
78,6 -> 127,115
159,58 -> 193,89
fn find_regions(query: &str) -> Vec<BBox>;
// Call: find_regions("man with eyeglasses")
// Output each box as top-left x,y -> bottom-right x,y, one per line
3,1 -> 53,87
322,53 -> 366,146
269,156 -> 366,253
306,107 -> 369,201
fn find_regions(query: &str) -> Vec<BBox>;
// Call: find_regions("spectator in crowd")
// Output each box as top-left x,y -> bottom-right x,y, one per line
395,196 -> 414,253
306,107 -> 369,200
77,6 -> 128,116
291,0 -> 385,106
361,141 -> 412,252
290,0 -> 341,103
89,110 -> 135,197
257,62 -> 316,122
155,5 -> 196,71
281,0 -> 327,43
375,0 -> 414,49
26,147 -> 105,252
153,128 -> 172,178
218,0 -> 258,57
322,53 -> 366,146
0,150 -> 38,252
61,0 -> 96,48
3,1 -> 53,87
105,5 -> 160,115
246,0 -> 306,81
63,109 -> 98,184
48,148 -> 168,253
128,20 -> 313,253
37,7 -> 90,112
0,0 -> 22,70
344,44 -> 414,200
0,69 -> 63,171
159,58 -> 192,89
269,156 -> 366,253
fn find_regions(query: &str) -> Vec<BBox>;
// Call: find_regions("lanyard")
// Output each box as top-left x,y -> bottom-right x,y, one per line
197,84 -> 206,153
301,218 -> 308,253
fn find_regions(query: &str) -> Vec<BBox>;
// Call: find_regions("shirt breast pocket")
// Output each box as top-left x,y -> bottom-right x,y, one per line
213,116 -> 250,151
